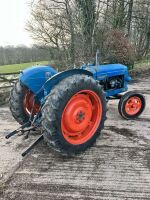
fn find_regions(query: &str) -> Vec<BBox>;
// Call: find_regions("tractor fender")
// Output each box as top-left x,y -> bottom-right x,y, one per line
19,65 -> 57,94
36,69 -> 93,103
43,69 -> 93,95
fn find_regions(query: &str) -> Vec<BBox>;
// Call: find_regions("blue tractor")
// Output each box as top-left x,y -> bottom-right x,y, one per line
7,54 -> 145,156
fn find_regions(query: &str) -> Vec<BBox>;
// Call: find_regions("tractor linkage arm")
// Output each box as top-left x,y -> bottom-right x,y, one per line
21,135 -> 43,157
5,121 -> 31,139
5,112 -> 44,157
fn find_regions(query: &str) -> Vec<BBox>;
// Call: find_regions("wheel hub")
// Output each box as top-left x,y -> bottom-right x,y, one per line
62,94 -> 92,134
61,90 -> 102,145
125,96 -> 142,115
76,111 -> 85,122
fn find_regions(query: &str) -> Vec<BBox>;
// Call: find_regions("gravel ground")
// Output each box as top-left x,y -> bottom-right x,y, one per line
0,74 -> 150,200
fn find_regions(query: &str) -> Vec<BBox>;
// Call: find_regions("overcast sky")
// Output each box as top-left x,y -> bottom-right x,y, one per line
0,0 -> 33,46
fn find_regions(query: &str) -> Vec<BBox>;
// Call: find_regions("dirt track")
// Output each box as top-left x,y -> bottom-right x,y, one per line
0,73 -> 150,200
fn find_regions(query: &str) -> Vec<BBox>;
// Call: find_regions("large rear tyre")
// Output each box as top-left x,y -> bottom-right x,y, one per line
42,75 -> 107,155
118,91 -> 145,120
9,81 -> 39,125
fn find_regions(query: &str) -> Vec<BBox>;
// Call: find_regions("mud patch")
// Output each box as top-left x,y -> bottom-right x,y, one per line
137,117 -> 150,123
105,126 -> 134,138
128,148 -> 140,161
0,111 -> 12,121
15,142 -> 29,150
144,151 -> 150,171
137,89 -> 150,95
0,182 -> 5,197
106,125 -> 148,144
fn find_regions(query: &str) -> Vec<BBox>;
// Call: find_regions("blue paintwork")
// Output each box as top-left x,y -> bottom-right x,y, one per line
19,63 -> 131,104
35,69 -> 93,104
19,65 -> 57,94
43,69 -> 92,95
84,64 -> 131,97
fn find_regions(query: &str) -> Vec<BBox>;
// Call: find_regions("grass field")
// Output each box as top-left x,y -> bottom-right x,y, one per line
0,61 -> 49,73
0,59 -> 149,74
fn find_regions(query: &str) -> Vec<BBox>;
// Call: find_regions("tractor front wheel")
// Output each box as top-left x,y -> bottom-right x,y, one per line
42,75 -> 107,155
118,91 -> 145,120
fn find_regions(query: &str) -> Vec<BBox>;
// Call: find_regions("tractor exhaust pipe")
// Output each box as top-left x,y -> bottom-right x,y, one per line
96,49 -> 101,66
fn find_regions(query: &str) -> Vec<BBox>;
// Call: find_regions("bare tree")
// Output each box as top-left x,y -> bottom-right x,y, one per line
26,0 -> 77,65
25,0 -> 150,67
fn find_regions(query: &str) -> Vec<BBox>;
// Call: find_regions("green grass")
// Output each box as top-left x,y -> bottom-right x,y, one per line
134,55 -> 150,68
0,58 -> 149,74
0,61 -> 49,73
134,59 -> 150,69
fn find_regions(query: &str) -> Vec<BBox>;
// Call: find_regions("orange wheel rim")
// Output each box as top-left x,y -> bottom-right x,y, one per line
61,90 -> 102,145
125,96 -> 142,116
23,91 -> 40,116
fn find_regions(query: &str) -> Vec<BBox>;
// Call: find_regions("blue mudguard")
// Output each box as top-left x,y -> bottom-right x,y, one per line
35,69 -> 93,104
19,65 -> 57,94
19,66 -> 92,104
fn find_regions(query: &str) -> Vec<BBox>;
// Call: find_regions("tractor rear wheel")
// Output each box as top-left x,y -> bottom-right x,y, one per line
42,75 -> 107,155
118,91 -> 145,120
9,81 -> 40,125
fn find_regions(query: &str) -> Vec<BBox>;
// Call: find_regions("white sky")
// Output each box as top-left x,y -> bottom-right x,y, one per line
0,0 -> 33,46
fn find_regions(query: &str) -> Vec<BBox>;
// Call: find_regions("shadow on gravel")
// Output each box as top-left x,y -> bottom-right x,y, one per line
137,117 -> 150,123
144,151 -> 150,171
105,126 -> 134,138
105,125 -> 148,144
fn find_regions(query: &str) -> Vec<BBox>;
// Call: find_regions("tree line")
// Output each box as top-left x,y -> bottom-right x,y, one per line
26,0 -> 150,67
0,45 -> 55,66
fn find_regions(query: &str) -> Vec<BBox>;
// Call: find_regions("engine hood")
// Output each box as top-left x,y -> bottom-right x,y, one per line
94,64 -> 127,73
85,64 -> 130,80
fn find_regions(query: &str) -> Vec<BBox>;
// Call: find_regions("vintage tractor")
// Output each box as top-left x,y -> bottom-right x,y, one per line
6,54 -> 146,156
